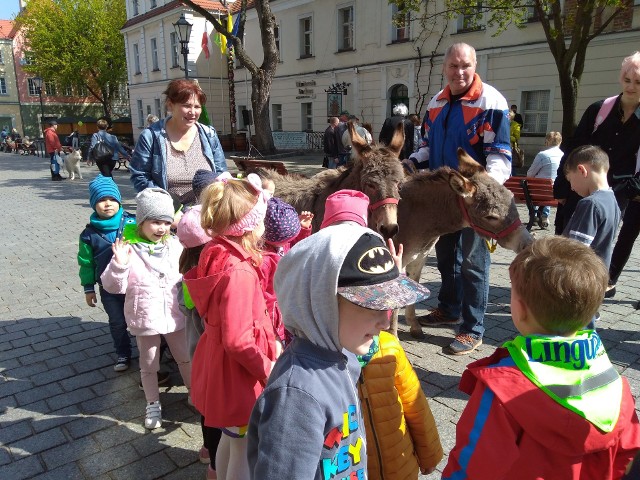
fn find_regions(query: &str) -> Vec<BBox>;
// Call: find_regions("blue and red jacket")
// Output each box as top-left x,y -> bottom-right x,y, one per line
423,73 -> 511,169
443,348 -> 640,480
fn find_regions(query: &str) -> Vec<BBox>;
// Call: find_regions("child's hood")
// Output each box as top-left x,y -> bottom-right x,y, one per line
274,223 -> 373,352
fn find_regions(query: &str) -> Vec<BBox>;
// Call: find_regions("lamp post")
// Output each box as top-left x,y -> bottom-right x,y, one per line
173,13 -> 193,78
32,76 -> 45,135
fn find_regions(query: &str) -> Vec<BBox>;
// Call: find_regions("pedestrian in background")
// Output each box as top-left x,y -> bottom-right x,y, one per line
527,131 -> 563,228
44,120 -> 63,181
89,119 -> 131,177
323,117 -> 339,168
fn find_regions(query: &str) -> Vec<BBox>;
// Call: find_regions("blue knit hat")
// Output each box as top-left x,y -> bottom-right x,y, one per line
192,169 -> 220,200
89,175 -> 121,209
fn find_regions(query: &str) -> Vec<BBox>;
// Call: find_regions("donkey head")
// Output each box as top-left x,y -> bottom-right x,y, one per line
451,148 -> 532,252
349,122 -> 405,239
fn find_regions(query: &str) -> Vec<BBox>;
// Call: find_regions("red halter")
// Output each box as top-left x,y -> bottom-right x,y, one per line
457,196 -> 522,240
368,197 -> 399,211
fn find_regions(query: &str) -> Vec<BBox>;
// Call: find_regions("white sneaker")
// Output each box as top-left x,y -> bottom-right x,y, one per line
144,401 -> 162,429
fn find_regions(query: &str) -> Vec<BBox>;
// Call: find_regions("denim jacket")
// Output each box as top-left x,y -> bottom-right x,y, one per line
129,118 -> 227,193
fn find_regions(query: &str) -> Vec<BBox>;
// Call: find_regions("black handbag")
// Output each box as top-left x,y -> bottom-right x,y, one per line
612,173 -> 640,199
91,134 -> 114,163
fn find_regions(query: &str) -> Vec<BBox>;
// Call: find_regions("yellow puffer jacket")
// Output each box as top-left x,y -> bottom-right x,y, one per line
357,332 -> 443,479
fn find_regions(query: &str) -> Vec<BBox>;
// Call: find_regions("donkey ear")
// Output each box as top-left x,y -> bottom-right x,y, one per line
449,170 -> 476,198
349,122 -> 371,162
457,147 -> 485,177
385,122 -> 405,158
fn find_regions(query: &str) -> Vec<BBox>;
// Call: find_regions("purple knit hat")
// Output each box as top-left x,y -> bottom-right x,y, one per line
264,197 -> 301,244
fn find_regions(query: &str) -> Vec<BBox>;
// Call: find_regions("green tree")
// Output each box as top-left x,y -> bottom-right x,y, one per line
16,0 -> 128,119
391,0 -> 630,138
182,0 -> 279,154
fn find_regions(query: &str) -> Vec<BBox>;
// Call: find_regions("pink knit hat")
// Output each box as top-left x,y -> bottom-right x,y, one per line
177,205 -> 211,248
320,189 -> 370,229
220,173 -> 268,237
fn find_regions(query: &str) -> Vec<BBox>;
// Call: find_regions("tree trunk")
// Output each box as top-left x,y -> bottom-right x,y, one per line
557,67 -> 578,140
251,70 -> 276,154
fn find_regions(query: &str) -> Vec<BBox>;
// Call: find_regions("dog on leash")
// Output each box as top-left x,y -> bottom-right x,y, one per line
61,149 -> 83,180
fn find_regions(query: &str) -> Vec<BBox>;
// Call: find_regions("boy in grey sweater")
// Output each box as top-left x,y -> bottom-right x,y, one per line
247,224 -> 429,479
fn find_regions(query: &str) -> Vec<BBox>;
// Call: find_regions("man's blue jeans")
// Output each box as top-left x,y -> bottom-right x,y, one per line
99,286 -> 132,358
434,227 -> 490,338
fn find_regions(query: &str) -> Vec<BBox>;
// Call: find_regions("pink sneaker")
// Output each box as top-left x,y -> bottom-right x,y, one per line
198,446 -> 210,464
206,465 -> 217,479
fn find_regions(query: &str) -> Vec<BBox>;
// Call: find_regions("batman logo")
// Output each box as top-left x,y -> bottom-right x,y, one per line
357,247 -> 395,275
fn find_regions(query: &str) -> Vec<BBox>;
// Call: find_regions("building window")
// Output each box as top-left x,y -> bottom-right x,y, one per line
457,2 -> 484,33
274,24 -> 281,61
0,50 -> 4,64
272,104 -> 282,131
27,78 -> 39,96
22,52 -> 33,65
155,98 -> 162,118
522,90 -> 550,134
238,104 -> 247,129
133,43 -> 141,74
44,80 -> 56,97
133,0 -> 139,16
150,0 -> 157,8
77,83 -> 87,97
526,1 -> 540,22
137,99 -> 144,127
62,84 -> 73,96
301,102 -> 313,131
0,77 -> 6,95
391,4 -> 411,42
299,16 -> 312,58
170,32 -> 179,68
150,38 -> 159,71
337,6 -> 354,51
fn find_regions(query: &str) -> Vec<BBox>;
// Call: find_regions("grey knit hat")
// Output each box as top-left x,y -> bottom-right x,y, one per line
135,188 -> 175,224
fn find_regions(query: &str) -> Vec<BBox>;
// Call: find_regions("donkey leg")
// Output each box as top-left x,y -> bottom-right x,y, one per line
388,310 -> 399,337
404,256 -> 427,339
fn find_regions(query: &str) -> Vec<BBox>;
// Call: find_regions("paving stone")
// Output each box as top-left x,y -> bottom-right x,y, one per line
7,427 -> 67,458
110,451 -> 177,480
0,420 -> 33,445
30,462 -> 86,480
0,454 -> 44,480
60,370 -> 106,393
40,436 -> 101,471
31,405 -> 83,434
46,387 -> 95,412
77,442 -> 141,476
14,382 -> 65,407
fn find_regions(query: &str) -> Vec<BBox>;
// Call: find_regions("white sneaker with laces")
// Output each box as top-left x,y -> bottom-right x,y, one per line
144,401 -> 162,429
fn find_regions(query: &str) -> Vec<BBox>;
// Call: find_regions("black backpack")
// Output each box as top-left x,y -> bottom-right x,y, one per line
91,133 -> 114,163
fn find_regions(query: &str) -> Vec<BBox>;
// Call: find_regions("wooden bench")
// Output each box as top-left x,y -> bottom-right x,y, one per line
504,176 -> 558,230
233,158 -> 288,175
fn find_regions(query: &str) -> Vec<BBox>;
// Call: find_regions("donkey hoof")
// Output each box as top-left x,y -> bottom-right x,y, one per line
409,327 -> 425,339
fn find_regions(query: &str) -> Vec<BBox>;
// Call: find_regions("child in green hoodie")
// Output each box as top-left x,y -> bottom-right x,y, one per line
77,175 -> 136,372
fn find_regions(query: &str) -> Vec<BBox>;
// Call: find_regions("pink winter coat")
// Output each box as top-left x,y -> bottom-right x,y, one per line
101,237 -> 185,336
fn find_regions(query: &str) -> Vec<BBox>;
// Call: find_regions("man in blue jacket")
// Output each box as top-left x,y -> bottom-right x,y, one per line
413,42 -> 512,355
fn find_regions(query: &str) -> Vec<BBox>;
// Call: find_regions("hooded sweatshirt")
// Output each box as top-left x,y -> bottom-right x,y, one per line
247,223 -> 372,480
443,333 -> 640,480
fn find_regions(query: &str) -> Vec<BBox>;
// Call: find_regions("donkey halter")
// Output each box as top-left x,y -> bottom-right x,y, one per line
368,197 -> 399,212
457,196 -> 522,242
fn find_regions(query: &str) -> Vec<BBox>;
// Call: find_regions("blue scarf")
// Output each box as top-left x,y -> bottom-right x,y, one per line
356,335 -> 380,368
89,207 -> 123,243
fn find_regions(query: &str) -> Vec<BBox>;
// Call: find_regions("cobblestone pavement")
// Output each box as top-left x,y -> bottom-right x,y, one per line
1,151 -> 638,479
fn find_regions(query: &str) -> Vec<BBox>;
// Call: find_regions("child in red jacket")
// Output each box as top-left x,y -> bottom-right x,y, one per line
443,236 -> 640,480
184,173 -> 277,480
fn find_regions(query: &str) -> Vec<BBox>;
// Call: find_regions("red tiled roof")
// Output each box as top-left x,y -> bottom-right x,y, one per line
121,0 -> 228,30
0,20 -> 15,39
229,1 -> 254,14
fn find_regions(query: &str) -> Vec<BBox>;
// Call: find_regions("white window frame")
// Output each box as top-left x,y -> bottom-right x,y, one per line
27,78 -> 39,96
299,15 -> 313,58
456,2 -> 484,33
150,0 -> 157,8
133,43 -> 141,74
337,5 -> 354,52
0,50 -> 4,65
62,84 -> 73,96
170,32 -> 179,68
272,103 -> 282,131
133,0 -> 139,16
0,77 -> 7,95
520,88 -> 553,135
301,102 -> 313,132
274,23 -> 281,61
44,80 -> 56,97
155,98 -> 162,118
137,99 -> 144,127
391,4 -> 411,42
150,37 -> 159,71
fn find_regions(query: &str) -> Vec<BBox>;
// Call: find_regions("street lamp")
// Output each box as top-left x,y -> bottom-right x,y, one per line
173,13 -> 193,78
32,76 -> 45,135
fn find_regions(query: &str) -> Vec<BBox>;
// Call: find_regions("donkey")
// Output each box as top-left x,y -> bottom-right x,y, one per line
258,122 -> 406,236
393,148 -> 533,338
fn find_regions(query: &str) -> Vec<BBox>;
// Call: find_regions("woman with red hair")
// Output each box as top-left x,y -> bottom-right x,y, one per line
130,79 -> 227,206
